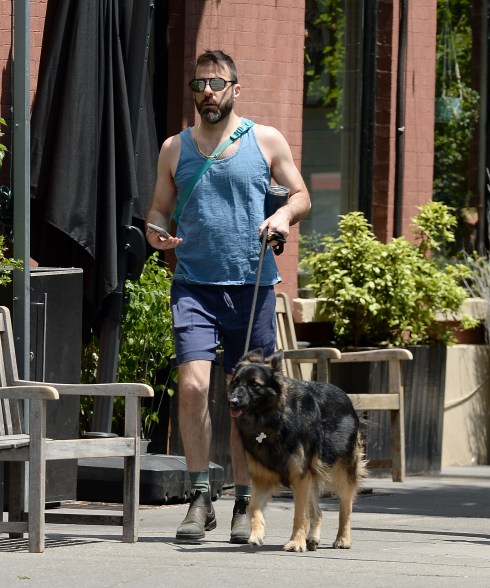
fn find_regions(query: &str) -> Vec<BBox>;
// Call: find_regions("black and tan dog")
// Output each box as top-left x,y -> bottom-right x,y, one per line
228,349 -> 367,552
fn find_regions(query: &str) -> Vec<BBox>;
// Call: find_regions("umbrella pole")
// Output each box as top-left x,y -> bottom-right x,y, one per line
92,0 -> 155,433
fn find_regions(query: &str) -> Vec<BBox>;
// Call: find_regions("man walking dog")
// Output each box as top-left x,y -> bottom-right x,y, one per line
146,49 -> 310,543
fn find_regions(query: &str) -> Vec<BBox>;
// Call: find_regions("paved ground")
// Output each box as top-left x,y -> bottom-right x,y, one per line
1,467 -> 489,587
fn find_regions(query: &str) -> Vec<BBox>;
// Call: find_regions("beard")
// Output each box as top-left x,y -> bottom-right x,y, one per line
197,93 -> 234,124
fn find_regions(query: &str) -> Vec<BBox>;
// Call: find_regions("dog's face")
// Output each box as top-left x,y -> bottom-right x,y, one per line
228,349 -> 285,419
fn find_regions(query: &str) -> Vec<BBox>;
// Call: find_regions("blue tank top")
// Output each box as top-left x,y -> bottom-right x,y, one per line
173,118 -> 281,286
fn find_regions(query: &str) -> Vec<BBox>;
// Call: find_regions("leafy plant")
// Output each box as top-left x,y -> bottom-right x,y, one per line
304,203 -> 477,348
0,234 -> 23,284
299,230 -> 328,265
304,0 -> 345,130
462,179 -> 490,343
433,84 -> 479,211
0,117 -> 7,168
81,252 -> 176,438
433,0 -> 480,243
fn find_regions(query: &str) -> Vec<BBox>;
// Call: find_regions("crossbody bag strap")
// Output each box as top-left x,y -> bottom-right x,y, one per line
172,119 -> 255,225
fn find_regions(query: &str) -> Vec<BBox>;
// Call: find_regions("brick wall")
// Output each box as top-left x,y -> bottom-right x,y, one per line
373,0 -> 437,241
1,0 -> 306,299
402,0 -> 437,236
0,0 -> 47,186
1,1 -> 438,296
167,0 -> 306,299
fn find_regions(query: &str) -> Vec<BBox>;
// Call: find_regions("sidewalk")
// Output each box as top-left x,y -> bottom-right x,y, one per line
1,467 -> 489,587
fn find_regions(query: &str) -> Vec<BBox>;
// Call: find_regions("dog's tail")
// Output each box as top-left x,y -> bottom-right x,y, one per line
354,430 -> 369,484
358,414 -> 371,436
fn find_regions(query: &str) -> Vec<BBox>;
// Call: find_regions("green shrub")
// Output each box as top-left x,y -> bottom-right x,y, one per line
81,252 -> 176,437
304,202 -> 477,348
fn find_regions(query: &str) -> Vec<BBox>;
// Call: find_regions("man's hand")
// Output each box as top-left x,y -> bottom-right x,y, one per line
146,225 -> 182,250
266,231 -> 286,256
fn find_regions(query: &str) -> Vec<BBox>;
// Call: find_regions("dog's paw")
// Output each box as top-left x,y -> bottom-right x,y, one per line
333,537 -> 351,549
306,538 -> 319,551
248,533 -> 264,546
283,540 -> 307,552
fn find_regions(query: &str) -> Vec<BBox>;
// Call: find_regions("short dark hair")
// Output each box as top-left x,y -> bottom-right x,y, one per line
195,50 -> 238,82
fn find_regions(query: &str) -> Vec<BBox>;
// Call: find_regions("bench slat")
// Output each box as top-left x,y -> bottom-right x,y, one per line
347,394 -> 400,411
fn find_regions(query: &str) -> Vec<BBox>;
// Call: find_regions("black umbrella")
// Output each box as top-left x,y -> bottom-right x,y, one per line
30,0 -> 158,430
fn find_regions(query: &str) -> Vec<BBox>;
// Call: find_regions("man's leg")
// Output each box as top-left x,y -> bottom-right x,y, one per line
229,414 -> 252,543
222,285 -> 277,544
176,359 -> 216,542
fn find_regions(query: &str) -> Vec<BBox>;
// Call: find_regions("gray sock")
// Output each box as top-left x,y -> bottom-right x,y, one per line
189,470 -> 209,493
234,484 -> 252,499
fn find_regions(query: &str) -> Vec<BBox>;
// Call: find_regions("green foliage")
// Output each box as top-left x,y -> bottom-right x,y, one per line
298,230 -> 327,265
410,200 -> 457,256
304,0 -> 345,130
0,117 -> 7,168
119,252 -> 175,386
304,203 -> 477,348
462,198 -> 490,343
435,0 -> 473,95
433,0 -> 480,218
0,234 -> 23,285
80,253 -> 176,438
433,85 -> 479,211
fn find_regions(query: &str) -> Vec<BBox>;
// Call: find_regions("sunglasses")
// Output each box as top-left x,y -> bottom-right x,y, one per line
189,77 -> 237,93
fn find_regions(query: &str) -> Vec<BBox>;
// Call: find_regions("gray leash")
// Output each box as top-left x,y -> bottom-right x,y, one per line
243,230 -> 269,355
243,185 -> 289,356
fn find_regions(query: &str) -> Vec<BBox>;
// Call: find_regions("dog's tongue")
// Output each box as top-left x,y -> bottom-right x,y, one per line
230,407 -> 243,418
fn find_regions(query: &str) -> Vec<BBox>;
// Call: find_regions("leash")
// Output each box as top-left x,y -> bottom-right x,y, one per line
243,230 -> 286,355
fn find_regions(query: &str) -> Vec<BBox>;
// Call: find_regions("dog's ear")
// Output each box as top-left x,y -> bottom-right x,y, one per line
241,348 -> 264,364
267,349 -> 285,374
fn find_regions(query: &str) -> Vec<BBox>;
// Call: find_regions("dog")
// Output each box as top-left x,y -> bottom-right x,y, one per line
228,349 -> 367,552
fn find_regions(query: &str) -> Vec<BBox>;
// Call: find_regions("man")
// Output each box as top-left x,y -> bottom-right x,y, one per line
146,49 -> 310,544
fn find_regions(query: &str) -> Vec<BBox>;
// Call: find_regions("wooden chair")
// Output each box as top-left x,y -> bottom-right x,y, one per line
275,292 -> 341,380
275,293 -> 412,482
0,306 -> 153,552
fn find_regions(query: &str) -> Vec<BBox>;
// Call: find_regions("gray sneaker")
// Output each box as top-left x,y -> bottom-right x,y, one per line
176,489 -> 217,543
230,497 -> 250,544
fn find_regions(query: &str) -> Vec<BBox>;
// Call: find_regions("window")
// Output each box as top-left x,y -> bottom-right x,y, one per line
302,0 -> 366,238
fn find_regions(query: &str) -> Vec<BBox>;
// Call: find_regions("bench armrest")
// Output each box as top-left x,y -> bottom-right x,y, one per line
13,380 -> 153,398
0,385 -> 59,400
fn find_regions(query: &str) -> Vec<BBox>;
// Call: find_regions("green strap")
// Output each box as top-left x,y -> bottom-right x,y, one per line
172,120 -> 255,225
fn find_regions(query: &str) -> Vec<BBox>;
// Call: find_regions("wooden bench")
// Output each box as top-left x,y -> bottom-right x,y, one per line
0,306 -> 153,552
275,293 -> 412,482
275,292 -> 341,380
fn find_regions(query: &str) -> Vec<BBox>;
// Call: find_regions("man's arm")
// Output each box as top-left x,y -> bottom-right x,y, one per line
145,134 -> 183,251
254,125 -> 311,239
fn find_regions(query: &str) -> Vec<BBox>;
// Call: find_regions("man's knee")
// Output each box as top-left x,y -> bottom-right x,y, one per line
178,361 -> 212,403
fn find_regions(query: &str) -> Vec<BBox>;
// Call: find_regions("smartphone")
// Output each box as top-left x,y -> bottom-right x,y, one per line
147,223 -> 171,238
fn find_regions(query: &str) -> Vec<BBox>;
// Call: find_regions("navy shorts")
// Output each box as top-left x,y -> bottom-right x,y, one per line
171,281 -> 277,373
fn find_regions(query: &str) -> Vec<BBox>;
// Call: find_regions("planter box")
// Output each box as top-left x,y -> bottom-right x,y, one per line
292,297 -> 490,475
330,346 -> 447,475
442,345 -> 490,467
337,343 -> 490,473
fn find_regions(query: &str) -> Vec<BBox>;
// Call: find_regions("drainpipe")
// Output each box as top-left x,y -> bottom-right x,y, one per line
394,0 -> 408,237
358,0 -> 378,222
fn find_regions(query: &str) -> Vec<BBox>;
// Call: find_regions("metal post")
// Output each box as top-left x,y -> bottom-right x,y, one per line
11,0 -> 31,515
12,0 -> 30,380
